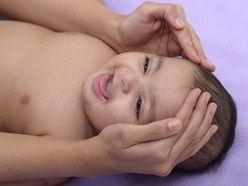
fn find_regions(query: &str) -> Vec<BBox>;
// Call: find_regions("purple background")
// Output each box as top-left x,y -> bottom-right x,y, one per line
63,0 -> 248,186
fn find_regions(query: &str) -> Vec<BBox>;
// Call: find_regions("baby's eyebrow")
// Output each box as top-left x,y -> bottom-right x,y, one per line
155,56 -> 165,72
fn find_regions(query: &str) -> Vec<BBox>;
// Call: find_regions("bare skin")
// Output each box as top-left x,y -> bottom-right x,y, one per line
0,20 -> 218,186
0,1 -> 218,185
0,19 -> 218,185
0,21 -> 117,185
0,21 -> 117,138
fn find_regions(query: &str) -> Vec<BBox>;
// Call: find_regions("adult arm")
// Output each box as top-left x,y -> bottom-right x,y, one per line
0,89 -> 217,183
0,122 -> 180,183
0,0 -> 215,71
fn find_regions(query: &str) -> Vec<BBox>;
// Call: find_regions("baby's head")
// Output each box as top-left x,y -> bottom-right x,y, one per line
82,52 -> 237,171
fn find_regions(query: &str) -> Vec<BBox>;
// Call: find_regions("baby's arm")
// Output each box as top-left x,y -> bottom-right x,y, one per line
0,124 -> 178,184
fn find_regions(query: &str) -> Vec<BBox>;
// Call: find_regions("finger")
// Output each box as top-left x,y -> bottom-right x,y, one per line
157,3 -> 215,72
172,92 -> 211,157
175,88 -> 201,127
127,119 -> 182,145
178,103 -> 217,162
184,92 -> 211,131
188,103 -> 217,149
180,92 -> 211,139
120,119 -> 182,160
173,26 -> 201,64
189,125 -> 218,157
167,6 -> 201,63
203,58 -> 216,72
189,26 -> 216,72
179,125 -> 218,163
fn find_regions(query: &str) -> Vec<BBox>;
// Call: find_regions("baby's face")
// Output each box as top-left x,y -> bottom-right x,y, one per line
82,52 -> 195,133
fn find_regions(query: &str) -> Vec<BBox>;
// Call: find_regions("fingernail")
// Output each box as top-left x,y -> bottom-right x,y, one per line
212,126 -> 218,135
168,120 -> 182,131
195,88 -> 201,97
206,58 -> 214,70
193,50 -> 200,63
175,17 -> 185,28
196,53 -> 201,63
205,93 -> 211,104
212,104 -> 217,114
206,58 -> 212,65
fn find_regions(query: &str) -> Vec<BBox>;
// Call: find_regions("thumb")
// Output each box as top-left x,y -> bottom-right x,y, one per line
128,119 -> 182,145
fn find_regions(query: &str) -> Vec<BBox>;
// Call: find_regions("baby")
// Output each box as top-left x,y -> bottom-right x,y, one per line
0,19 -> 236,185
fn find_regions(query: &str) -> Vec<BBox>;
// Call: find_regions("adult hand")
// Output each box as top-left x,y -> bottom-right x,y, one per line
94,89 -> 218,176
113,2 -> 215,72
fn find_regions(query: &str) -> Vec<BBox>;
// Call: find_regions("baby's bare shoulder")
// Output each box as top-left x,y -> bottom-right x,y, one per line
0,20 -> 53,39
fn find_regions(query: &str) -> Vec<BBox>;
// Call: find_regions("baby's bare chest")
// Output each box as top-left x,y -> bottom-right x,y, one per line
0,32 -> 115,139
1,61 -> 91,139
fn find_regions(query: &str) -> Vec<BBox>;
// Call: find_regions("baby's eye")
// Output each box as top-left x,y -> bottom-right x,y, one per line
144,56 -> 150,74
135,96 -> 142,119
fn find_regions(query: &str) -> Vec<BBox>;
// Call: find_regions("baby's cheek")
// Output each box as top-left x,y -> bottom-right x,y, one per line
106,111 -> 132,125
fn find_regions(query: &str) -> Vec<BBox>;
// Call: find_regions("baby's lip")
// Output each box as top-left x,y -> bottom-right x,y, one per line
94,72 -> 114,100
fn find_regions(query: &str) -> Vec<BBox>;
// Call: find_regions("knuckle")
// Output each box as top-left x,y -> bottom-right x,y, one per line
198,108 -> 207,119
163,168 -> 172,177
155,166 -> 172,177
151,146 -> 170,163
116,126 -> 131,145
175,3 -> 184,12
141,1 -> 153,9
138,1 -> 153,16
185,25 -> 191,35
188,129 -> 198,141
194,105 -> 206,116
167,3 -> 177,13
153,151 -> 167,162
143,1 -> 152,5
191,140 -> 198,149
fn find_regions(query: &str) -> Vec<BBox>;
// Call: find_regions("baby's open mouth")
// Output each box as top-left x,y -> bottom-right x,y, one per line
94,72 -> 114,100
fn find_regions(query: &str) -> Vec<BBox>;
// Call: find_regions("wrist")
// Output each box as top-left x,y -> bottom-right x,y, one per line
99,13 -> 126,53
72,137 -> 115,177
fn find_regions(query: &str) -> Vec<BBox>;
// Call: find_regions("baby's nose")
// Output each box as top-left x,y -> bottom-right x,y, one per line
121,71 -> 139,94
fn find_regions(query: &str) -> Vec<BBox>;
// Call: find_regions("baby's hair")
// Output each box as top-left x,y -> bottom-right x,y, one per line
175,64 -> 237,172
